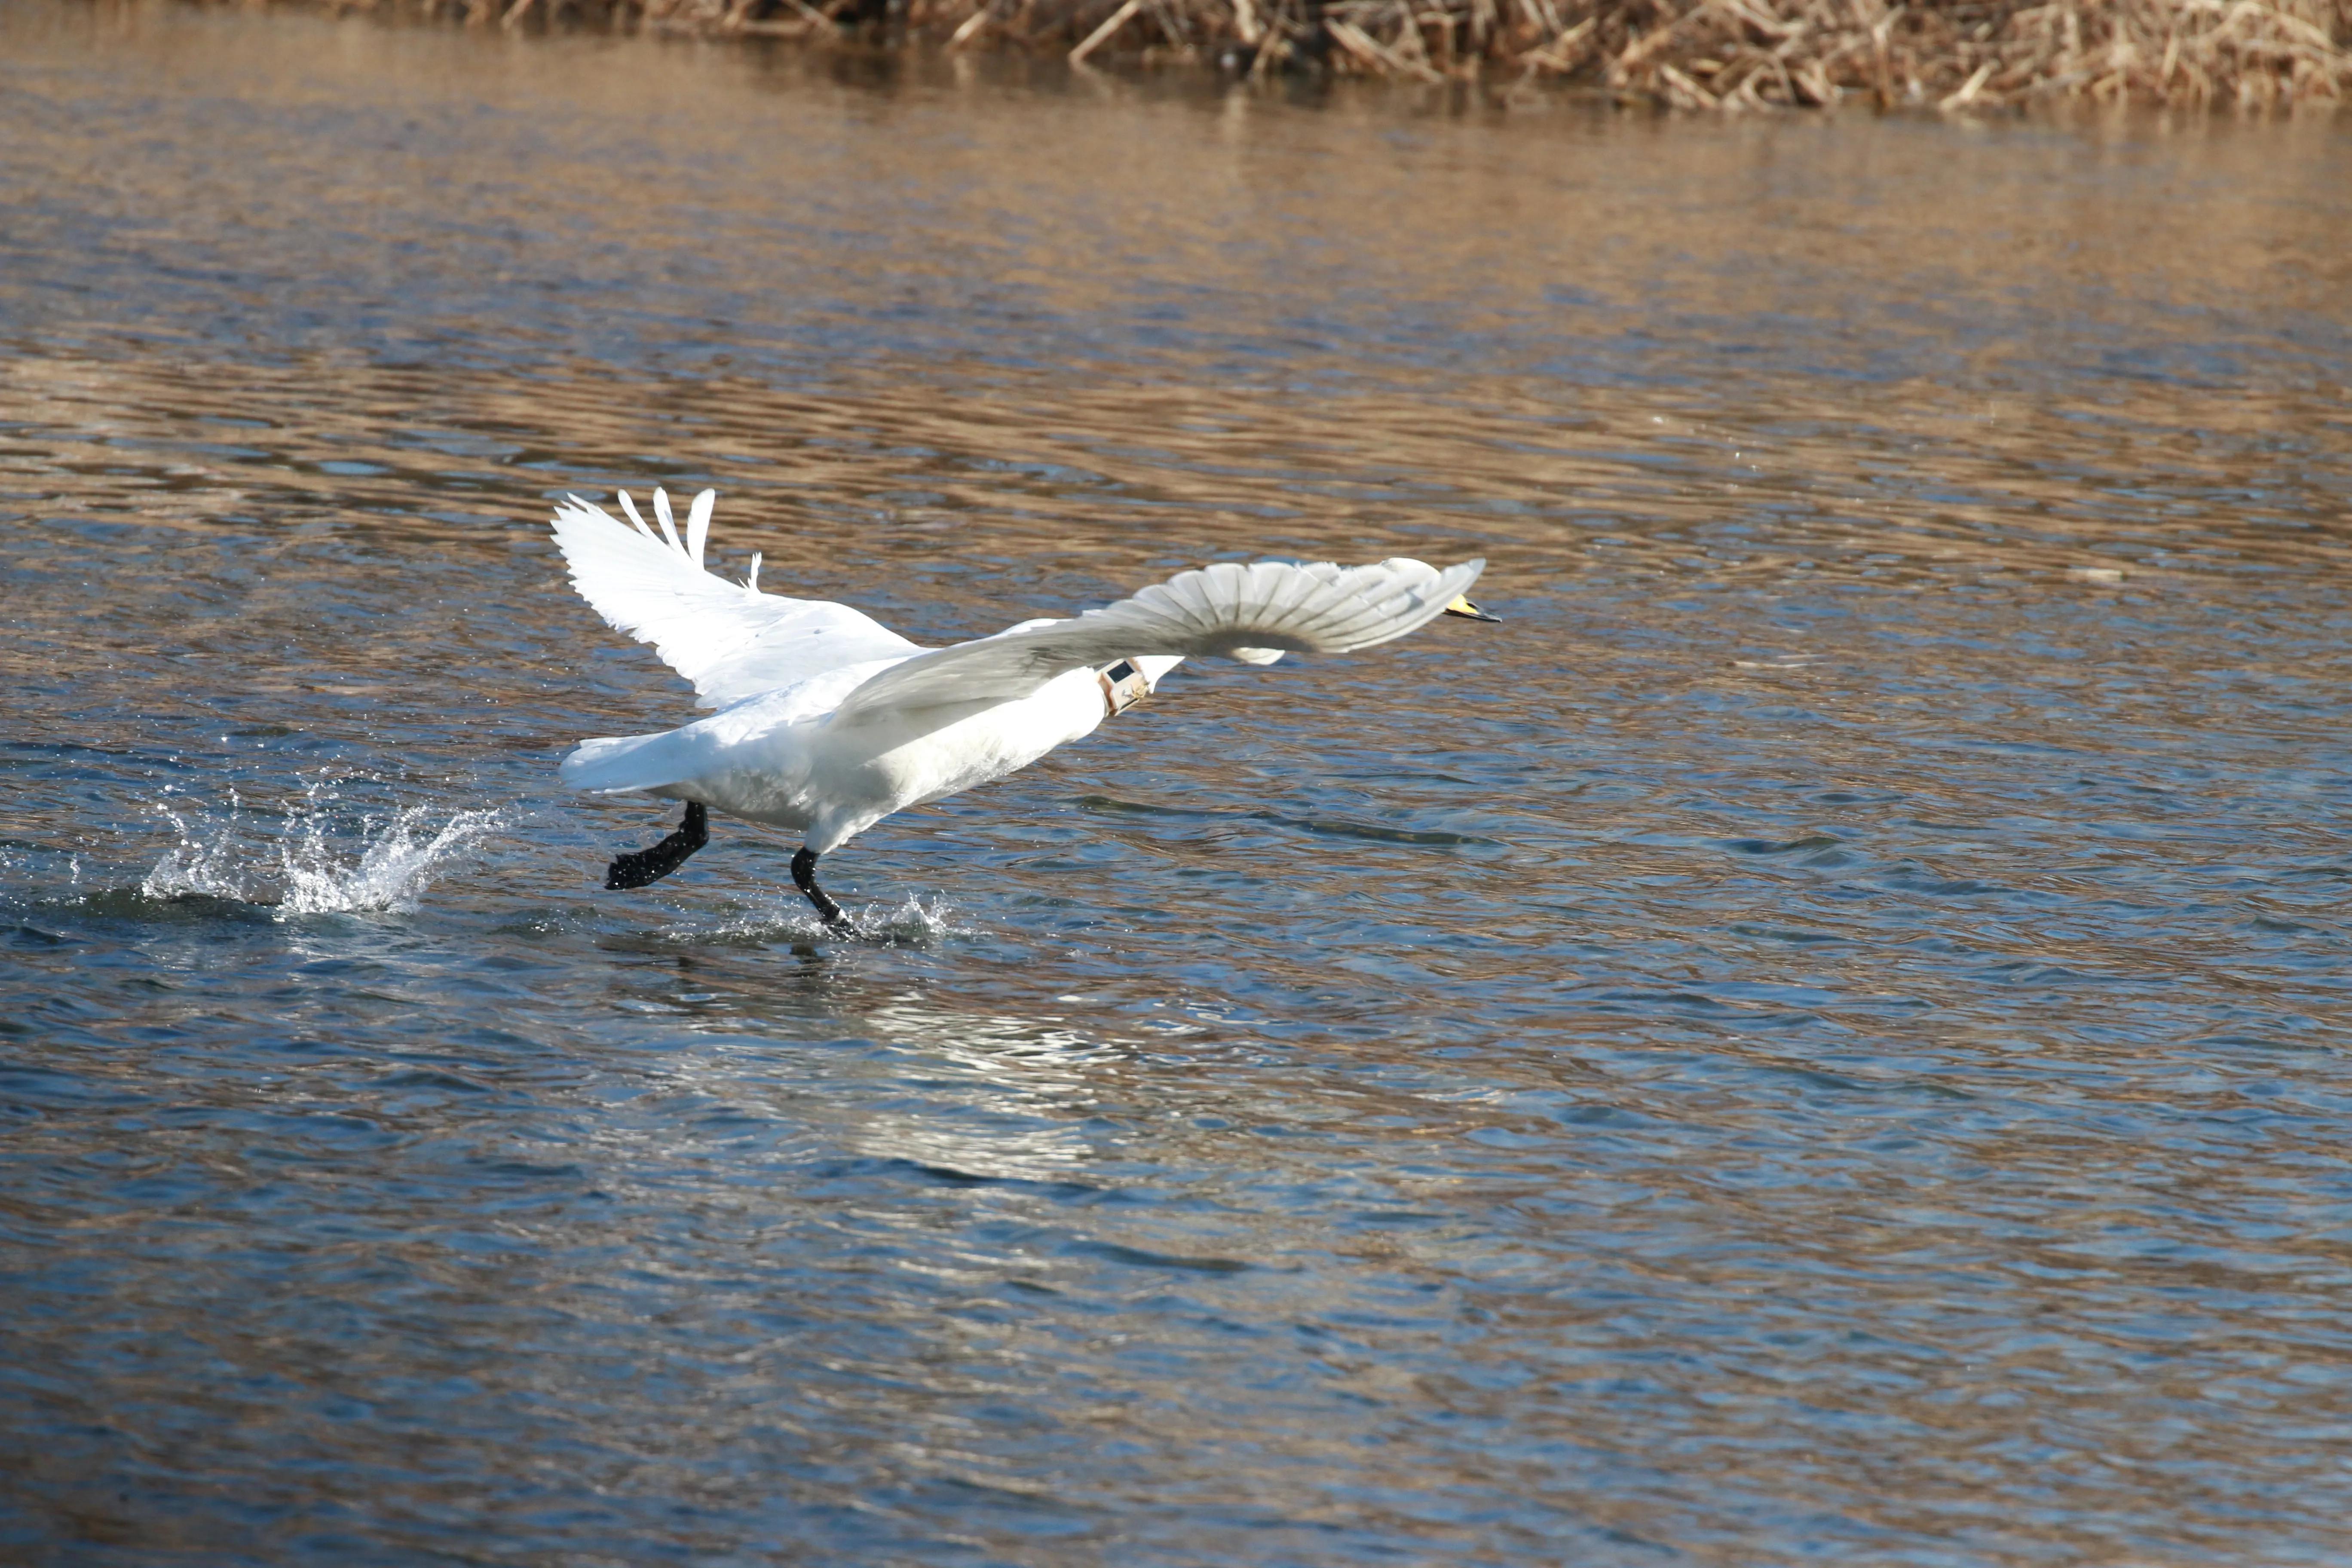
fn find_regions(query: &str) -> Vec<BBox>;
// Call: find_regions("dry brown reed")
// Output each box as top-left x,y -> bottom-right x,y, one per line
359,0 -> 2352,108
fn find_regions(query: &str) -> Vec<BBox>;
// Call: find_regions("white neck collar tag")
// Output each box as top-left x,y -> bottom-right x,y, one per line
1097,659 -> 1152,718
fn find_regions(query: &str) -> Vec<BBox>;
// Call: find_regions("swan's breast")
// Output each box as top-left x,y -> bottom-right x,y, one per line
849,670 -> 1108,815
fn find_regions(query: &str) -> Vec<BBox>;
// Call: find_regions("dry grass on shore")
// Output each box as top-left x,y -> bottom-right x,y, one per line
373,0 -> 2351,108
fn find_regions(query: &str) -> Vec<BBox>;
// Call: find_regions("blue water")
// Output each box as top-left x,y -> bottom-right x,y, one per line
6,4 -> 2352,1562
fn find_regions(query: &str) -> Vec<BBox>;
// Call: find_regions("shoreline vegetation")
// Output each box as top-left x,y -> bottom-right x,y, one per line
289,0 -> 2344,107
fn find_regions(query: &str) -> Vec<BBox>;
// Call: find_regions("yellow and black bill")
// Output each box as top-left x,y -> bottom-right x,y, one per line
1442,594 -> 1502,624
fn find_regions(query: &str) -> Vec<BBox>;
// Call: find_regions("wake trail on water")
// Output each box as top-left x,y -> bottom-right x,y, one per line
141,781 -> 505,916
658,893 -> 978,948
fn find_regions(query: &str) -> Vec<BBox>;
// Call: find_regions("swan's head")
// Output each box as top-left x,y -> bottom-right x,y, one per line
1443,594 -> 1501,624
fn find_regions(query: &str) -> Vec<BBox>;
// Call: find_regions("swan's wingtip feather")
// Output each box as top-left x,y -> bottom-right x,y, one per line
686,488 -> 716,568
652,487 -> 683,554
616,489 -> 658,540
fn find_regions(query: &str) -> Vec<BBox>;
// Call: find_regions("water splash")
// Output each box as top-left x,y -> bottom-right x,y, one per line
279,805 -> 503,915
141,791 -> 253,902
851,893 -> 975,943
140,781 -> 502,916
666,892 -> 977,947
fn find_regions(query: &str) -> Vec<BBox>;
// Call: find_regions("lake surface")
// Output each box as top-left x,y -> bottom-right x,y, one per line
5,3 -> 2352,1561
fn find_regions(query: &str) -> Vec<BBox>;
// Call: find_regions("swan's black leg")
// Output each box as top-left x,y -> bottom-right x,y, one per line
792,846 -> 851,930
604,802 -> 709,890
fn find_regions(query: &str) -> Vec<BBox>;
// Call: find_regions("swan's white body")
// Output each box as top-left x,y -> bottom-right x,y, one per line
564,653 -> 1137,854
551,487 -> 1484,867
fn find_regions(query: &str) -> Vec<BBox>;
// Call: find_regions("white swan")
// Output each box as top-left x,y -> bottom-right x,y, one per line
550,487 -> 1497,928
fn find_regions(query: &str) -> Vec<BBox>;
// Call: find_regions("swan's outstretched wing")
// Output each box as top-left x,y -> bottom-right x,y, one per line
551,489 -> 919,708
833,556 -> 1483,723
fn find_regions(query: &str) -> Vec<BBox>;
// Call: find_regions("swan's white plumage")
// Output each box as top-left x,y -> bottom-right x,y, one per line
551,492 -> 918,708
832,556 -> 1482,722
550,487 -> 1485,861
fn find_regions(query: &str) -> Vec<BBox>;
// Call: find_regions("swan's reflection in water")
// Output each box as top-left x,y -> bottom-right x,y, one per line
579,933 -> 1138,1193
839,995 -> 1105,1183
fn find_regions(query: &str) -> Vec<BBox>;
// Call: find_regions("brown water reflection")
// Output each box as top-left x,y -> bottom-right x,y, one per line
5,2 -> 2352,1565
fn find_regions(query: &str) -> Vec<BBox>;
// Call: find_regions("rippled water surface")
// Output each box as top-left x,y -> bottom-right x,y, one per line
6,3 -> 2352,1561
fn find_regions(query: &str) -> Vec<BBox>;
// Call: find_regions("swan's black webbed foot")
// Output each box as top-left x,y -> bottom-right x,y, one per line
605,802 -> 709,890
792,846 -> 852,931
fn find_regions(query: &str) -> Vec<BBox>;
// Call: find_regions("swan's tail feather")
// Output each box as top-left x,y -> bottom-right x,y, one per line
560,732 -> 694,795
